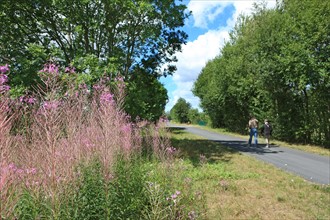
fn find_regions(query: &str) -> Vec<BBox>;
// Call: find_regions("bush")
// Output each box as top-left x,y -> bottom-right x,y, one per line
108,156 -> 148,219
69,159 -> 107,220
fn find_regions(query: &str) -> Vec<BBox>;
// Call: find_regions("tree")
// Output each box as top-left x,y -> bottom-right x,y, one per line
170,98 -> 191,123
0,0 -> 190,78
0,0 -> 190,121
193,0 -> 330,146
188,108 -> 199,124
125,68 -> 168,122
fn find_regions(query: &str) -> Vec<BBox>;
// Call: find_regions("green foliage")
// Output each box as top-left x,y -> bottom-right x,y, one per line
188,108 -> 200,124
8,155 -> 208,219
70,160 -> 107,220
0,0 -> 189,118
193,0 -> 330,146
14,190 -> 52,220
125,69 -> 168,122
0,0 -> 189,78
108,156 -> 148,219
142,161 -> 207,220
170,97 -> 191,123
14,191 -> 39,220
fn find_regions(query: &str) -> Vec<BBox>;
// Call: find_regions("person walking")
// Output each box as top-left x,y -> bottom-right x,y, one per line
248,116 -> 258,146
261,119 -> 272,148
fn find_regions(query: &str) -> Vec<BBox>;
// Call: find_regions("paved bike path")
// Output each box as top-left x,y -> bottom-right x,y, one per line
169,124 -> 330,185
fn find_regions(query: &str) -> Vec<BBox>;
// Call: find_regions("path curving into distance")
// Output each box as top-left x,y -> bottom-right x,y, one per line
168,123 -> 330,185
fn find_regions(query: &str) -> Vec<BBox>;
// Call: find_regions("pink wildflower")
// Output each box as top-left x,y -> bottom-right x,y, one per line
39,63 -> 59,75
121,124 -> 132,133
0,74 -> 8,84
0,85 -> 10,93
166,146 -> 176,154
19,95 -> 37,105
0,64 -> 9,73
8,163 -> 17,171
43,100 -> 61,110
100,92 -> 114,104
93,84 -> 103,91
27,97 -> 36,104
65,66 -> 76,74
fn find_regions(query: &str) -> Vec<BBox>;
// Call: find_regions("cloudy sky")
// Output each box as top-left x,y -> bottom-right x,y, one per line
160,0 -> 276,112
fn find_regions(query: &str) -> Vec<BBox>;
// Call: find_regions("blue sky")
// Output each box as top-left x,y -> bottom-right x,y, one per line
160,0 -> 276,112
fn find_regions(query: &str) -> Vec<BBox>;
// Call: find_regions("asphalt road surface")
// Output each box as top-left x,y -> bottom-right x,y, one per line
169,124 -> 330,185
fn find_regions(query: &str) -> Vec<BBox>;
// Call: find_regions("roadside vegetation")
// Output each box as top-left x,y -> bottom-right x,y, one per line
170,128 -> 330,219
1,64 -> 329,219
0,64 -> 204,219
1,0 -> 329,219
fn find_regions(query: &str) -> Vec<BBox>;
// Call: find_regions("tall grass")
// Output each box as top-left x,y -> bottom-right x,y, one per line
1,64 -> 190,219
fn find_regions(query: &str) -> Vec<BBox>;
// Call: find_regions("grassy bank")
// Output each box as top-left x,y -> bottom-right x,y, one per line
169,127 -> 330,219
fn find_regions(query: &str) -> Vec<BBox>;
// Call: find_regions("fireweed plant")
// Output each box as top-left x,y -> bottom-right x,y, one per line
0,64 -> 204,219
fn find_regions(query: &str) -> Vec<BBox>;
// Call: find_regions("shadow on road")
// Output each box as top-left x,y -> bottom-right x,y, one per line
214,140 -> 283,155
168,127 -> 238,166
168,127 -> 284,166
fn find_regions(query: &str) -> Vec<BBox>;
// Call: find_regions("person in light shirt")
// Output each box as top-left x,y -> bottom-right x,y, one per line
248,116 -> 258,146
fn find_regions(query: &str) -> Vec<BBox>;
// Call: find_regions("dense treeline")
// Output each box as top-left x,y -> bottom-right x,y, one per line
193,0 -> 330,146
0,0 -> 190,121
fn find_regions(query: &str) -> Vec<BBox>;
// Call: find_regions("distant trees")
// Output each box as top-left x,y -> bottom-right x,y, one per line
169,98 -> 209,125
193,0 -> 330,146
170,98 -> 191,123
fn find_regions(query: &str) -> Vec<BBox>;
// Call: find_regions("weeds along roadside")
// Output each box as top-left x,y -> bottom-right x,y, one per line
169,129 -> 330,220
0,63 -> 205,219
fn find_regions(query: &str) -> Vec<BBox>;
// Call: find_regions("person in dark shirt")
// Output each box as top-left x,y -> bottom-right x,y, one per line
261,119 -> 272,148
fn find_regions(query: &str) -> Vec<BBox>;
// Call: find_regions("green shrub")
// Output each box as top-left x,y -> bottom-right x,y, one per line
108,156 -> 148,219
14,190 -> 52,220
69,160 -> 107,220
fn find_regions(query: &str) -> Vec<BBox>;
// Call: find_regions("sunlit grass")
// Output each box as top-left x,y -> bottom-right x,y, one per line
169,128 -> 330,219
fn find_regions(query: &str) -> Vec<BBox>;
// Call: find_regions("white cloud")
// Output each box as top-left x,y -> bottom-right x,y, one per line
168,29 -> 229,111
167,81 -> 199,112
187,1 -> 231,28
166,0 -> 276,111
173,29 -> 229,83
226,1 -> 276,28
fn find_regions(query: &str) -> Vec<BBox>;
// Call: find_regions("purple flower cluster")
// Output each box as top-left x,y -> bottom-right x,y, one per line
0,64 -> 11,94
39,63 -> 59,75
115,76 -> 124,82
0,74 -> 8,84
43,100 -> 61,110
167,190 -> 181,204
3,163 -> 37,176
0,64 -> 9,73
121,124 -> 132,133
92,84 -> 104,91
100,92 -> 114,104
159,116 -> 169,123
19,95 -> 37,105
166,146 -> 177,154
0,85 -> 10,93
65,66 -> 76,74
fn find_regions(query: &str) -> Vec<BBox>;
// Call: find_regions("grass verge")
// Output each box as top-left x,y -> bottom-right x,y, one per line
169,127 -> 330,219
